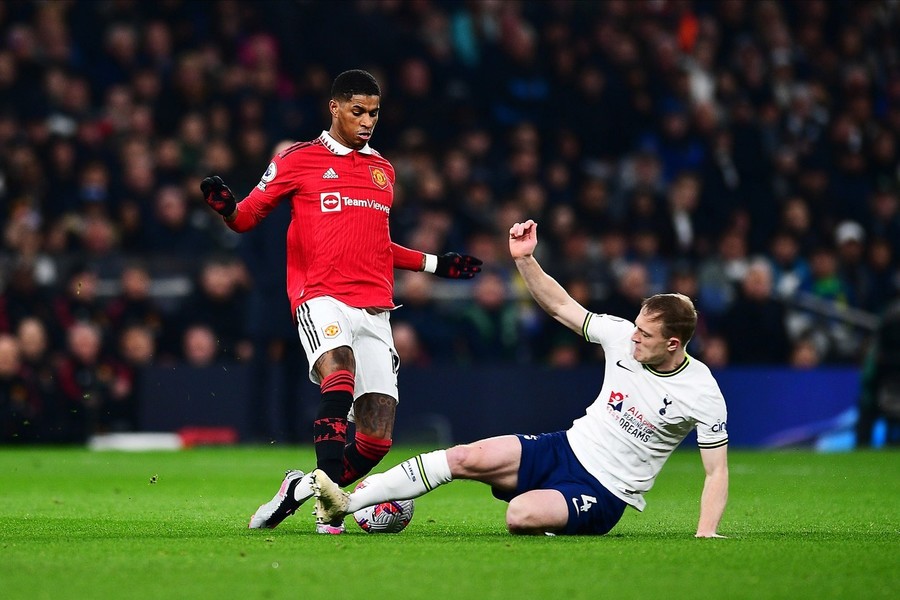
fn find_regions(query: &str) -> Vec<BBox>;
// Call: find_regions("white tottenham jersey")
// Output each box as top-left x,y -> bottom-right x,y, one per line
566,313 -> 728,511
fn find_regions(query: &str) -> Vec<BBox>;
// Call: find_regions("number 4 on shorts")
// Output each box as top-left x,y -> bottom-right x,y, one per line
572,494 -> 597,513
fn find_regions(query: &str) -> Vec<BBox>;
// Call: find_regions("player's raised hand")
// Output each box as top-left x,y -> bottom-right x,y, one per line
434,252 -> 483,279
509,219 -> 538,259
200,175 -> 237,217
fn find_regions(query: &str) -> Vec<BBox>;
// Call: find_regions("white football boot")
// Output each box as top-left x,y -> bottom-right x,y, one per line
311,469 -> 351,534
314,521 -> 346,535
248,470 -> 314,529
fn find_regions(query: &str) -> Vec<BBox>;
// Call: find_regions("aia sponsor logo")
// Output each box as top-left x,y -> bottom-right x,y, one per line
320,191 -> 341,212
608,390 -> 625,412
369,166 -> 389,189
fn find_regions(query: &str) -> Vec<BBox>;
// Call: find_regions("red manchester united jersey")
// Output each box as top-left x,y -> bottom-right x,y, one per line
228,131 -> 400,313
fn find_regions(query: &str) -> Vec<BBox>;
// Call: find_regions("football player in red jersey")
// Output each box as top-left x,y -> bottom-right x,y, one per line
201,70 -> 482,533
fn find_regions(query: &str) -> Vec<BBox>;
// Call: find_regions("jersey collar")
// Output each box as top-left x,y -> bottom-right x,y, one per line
319,130 -> 374,155
642,355 -> 690,377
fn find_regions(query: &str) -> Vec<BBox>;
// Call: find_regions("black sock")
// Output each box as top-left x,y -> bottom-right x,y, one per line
313,370 -> 354,481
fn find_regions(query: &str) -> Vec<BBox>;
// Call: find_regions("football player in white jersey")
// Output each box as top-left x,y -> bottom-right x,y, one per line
312,219 -> 728,537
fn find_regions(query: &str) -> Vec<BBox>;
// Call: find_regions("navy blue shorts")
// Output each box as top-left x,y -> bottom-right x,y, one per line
491,431 -> 627,535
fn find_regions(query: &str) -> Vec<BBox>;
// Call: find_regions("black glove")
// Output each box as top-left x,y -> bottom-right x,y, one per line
200,175 -> 236,217
435,252 -> 483,279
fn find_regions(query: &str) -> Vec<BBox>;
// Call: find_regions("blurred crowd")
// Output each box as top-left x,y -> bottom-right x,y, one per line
2,0 -> 900,442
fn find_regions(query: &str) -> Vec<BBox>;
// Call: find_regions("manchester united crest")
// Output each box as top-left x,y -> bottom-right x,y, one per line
323,323 -> 341,338
369,166 -> 389,189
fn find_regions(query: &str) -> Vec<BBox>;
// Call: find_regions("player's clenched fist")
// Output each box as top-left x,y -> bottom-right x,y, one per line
508,219 -> 538,258
200,175 -> 237,217
434,252 -> 483,279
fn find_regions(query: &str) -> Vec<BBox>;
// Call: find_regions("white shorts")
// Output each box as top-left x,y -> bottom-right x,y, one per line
295,296 -> 400,405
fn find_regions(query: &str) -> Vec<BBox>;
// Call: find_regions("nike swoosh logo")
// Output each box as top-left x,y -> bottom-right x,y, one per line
616,360 -> 634,373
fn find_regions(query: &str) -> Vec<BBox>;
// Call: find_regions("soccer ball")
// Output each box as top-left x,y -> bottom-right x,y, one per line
352,481 -> 414,534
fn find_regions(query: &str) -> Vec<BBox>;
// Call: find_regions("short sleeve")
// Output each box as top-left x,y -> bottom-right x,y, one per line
694,388 -> 729,449
583,313 -> 635,347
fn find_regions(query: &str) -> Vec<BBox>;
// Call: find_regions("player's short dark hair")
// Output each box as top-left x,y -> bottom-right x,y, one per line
331,70 -> 381,101
641,293 -> 697,345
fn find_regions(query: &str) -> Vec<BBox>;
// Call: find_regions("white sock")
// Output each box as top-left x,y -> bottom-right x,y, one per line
293,472 -> 315,503
347,450 -> 452,513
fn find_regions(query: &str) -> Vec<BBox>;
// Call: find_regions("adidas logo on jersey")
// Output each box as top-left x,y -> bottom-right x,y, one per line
322,168 -> 339,179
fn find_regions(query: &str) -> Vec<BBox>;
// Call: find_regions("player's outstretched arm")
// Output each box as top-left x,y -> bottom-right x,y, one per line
696,445 -> 729,538
509,220 -> 588,334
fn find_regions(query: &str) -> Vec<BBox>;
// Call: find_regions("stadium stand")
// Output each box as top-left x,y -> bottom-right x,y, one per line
0,0 -> 898,442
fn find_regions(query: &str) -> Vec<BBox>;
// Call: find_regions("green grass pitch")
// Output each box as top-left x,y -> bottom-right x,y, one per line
0,446 -> 897,600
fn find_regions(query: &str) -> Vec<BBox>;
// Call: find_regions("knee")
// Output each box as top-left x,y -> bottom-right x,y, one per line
445,444 -> 480,477
505,498 -> 538,535
315,346 -> 355,376
505,491 -> 568,535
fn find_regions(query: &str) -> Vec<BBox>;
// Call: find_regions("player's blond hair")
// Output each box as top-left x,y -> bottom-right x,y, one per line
640,293 -> 697,345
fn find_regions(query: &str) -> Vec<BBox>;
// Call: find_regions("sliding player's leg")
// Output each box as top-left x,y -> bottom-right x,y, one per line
313,435 -> 523,523
496,432 -> 627,536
